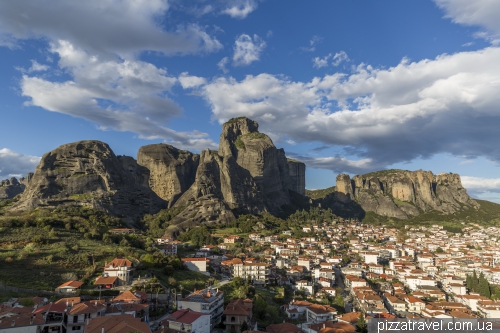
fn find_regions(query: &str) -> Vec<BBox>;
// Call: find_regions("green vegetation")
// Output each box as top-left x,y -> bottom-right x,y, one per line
466,271 -> 500,300
0,205 -> 149,290
226,117 -> 249,124
306,186 -> 336,199
235,135 -> 245,150
361,199 -> 500,229
142,206 -> 185,238
69,193 -> 93,200
242,132 -> 267,140
362,169 -> 409,178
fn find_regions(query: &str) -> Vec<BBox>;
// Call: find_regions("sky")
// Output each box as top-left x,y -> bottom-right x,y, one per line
1,0 -> 500,202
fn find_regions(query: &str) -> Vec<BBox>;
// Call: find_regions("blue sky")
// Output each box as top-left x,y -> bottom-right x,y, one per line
1,0 -> 500,202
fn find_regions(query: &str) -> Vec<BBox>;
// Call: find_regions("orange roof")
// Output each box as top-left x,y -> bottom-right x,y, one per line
56,280 -> 83,289
85,314 -> 150,333
94,276 -> 118,285
106,257 -> 133,268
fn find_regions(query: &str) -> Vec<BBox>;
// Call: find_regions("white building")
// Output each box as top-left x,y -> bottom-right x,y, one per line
177,287 -> 224,328
166,309 -> 211,333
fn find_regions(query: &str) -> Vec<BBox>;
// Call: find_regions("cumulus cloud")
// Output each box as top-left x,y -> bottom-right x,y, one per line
202,47 -> 500,173
288,154 -> 381,174
0,148 -> 40,179
232,34 -> 266,66
221,0 -> 258,19
332,51 -> 349,66
313,54 -> 331,68
21,40 -> 216,150
462,176 -> 500,192
435,0 -> 500,43
0,0 -> 222,56
179,72 -> 207,89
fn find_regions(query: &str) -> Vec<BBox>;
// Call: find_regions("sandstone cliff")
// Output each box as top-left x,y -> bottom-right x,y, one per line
6,118 -> 306,231
166,117 -> 306,233
11,140 -> 167,218
334,169 -> 479,219
137,144 -> 199,206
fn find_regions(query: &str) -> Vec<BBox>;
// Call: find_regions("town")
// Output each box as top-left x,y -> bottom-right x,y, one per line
2,218 -> 500,333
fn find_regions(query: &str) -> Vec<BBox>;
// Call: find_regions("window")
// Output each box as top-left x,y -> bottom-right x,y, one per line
72,326 -> 81,330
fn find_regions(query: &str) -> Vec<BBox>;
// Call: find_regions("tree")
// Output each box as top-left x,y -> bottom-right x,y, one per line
356,312 -> 367,333
435,247 -> 444,253
241,321 -> 249,332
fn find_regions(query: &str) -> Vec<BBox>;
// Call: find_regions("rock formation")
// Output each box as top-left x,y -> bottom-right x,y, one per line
166,117 -> 306,233
137,144 -> 199,206
0,177 -> 26,200
6,118 -> 306,231
334,169 -> 479,219
11,140 -> 167,219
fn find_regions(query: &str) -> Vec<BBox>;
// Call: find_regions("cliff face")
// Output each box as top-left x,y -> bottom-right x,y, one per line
167,117 -> 306,232
137,144 -> 199,206
11,140 -> 166,218
5,118 -> 306,231
335,169 -> 479,219
287,159 -> 306,196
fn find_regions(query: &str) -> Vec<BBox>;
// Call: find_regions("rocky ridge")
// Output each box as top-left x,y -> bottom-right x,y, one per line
333,169 -> 479,219
9,118 -> 306,232
10,140 -> 167,220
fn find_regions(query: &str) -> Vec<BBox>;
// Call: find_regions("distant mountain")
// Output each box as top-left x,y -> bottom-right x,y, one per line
309,169 -> 480,221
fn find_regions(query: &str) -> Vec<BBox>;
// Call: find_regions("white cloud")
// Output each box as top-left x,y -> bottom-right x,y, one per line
21,40 -> 216,150
202,47 -> 500,173
313,54 -> 331,68
29,60 -> 49,72
332,51 -> 349,66
232,34 -> 266,66
218,57 -> 229,73
179,72 -> 207,89
301,36 -> 322,52
221,0 -> 258,19
0,0 -> 222,57
435,0 -> 500,43
0,148 -> 40,179
462,176 -> 500,192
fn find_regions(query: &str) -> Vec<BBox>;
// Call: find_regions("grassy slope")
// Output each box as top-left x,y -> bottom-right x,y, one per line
362,199 -> 500,228
305,186 -> 336,199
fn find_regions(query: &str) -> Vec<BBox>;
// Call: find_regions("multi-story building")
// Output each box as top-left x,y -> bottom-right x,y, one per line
221,259 -> 269,284
103,257 -> 134,286
67,301 -> 107,333
177,287 -> 224,329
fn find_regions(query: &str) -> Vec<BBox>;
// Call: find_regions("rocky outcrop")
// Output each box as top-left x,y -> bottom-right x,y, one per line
334,169 -> 479,219
162,117 -> 306,232
11,140 -> 167,219
137,144 -> 199,206
6,118 -> 306,231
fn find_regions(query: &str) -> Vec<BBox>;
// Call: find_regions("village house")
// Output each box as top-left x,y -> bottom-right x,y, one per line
182,257 -> 209,275
55,280 -> 83,294
166,309 -> 211,333
223,298 -> 253,333
102,257 -> 134,286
